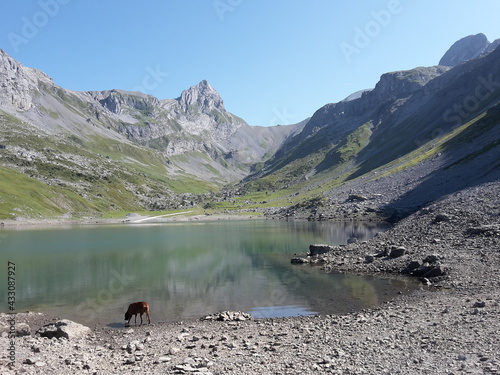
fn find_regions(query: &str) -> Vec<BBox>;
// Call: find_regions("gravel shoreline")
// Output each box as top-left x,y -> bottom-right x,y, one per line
1,182 -> 499,374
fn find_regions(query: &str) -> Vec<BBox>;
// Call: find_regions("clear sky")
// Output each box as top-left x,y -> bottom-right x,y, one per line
1,0 -> 499,126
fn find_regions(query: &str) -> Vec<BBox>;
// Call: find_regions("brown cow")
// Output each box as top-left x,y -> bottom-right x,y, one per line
124,301 -> 151,326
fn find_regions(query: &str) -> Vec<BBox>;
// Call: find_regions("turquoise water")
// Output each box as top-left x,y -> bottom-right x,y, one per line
0,220 -> 416,326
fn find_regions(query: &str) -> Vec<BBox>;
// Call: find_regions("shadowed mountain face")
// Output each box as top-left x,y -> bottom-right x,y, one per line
1,34 -> 499,219
240,38 -> 500,211
439,33 -> 500,67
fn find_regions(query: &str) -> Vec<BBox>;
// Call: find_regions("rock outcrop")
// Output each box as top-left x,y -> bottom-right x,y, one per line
0,49 -> 52,111
439,33 -> 492,66
36,319 -> 91,340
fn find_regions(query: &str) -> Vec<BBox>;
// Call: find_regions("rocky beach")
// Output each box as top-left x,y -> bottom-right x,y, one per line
1,181 -> 499,374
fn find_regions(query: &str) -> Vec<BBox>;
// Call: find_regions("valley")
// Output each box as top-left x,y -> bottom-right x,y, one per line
0,33 -> 499,223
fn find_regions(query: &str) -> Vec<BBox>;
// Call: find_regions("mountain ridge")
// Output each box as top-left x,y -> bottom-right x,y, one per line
237,39 -> 500,219
1,34 -> 499,220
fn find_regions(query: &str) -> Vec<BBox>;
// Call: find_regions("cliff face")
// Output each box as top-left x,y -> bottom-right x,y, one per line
0,49 -> 53,111
281,65 -> 450,158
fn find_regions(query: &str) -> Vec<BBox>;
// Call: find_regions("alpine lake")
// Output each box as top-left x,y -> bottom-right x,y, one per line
0,219 -> 419,327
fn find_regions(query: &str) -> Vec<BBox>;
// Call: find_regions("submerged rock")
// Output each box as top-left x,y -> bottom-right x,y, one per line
291,257 -> 310,264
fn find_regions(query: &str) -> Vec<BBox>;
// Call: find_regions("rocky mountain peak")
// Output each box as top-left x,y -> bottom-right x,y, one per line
178,80 -> 224,113
439,33 -> 491,67
0,49 -> 52,111
371,66 -> 450,100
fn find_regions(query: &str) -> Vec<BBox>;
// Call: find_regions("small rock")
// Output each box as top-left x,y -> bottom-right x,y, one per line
389,246 -> 406,258
419,277 -> 432,286
423,254 -> 440,264
424,265 -> 446,278
347,237 -> 357,244
169,347 -> 180,355
124,357 -> 135,365
434,213 -> 451,223
406,260 -> 421,270
16,323 -> 31,337
412,265 -> 432,277
375,249 -> 388,257
291,257 -> 309,264
347,194 -> 368,202
466,224 -> 500,235
201,311 -> 253,322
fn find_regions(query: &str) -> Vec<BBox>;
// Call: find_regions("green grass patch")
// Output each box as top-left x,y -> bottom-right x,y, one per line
0,166 -> 84,219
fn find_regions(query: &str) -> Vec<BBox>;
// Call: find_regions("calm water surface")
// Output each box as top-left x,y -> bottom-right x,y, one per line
0,220 -> 418,327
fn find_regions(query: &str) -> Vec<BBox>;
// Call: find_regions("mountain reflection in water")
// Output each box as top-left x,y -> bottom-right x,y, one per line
0,220 -> 417,326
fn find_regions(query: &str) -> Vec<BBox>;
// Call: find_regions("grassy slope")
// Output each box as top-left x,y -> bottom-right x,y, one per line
218,105 -> 499,213
0,165 -> 101,219
0,108 -> 217,219
2,78 -> 498,221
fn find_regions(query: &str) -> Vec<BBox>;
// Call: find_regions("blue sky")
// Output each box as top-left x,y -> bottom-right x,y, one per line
1,0 -> 499,126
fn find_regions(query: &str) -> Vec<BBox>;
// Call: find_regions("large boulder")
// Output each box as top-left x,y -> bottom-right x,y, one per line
309,244 -> 334,256
423,265 -> 446,278
389,246 -> 406,258
36,319 -> 91,339
0,319 -> 30,337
